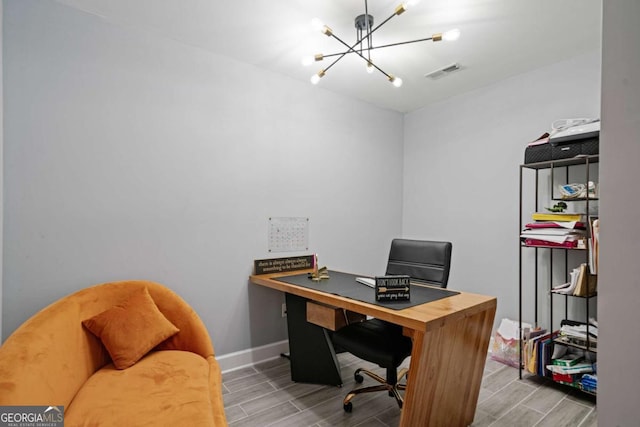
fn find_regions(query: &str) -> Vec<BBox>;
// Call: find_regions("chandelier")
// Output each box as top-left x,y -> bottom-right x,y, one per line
302,0 -> 460,87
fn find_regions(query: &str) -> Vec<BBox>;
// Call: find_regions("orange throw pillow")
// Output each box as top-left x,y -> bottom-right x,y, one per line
83,287 -> 179,369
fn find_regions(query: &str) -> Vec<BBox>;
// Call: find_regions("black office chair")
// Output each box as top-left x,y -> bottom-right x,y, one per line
331,238 -> 453,412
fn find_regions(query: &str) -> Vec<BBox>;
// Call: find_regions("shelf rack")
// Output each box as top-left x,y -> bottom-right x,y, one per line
518,154 -> 599,393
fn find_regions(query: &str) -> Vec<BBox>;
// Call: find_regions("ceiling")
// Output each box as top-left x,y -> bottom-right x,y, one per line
55,0 -> 602,113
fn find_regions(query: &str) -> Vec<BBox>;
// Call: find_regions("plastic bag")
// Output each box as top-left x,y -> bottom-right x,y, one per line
490,318 -> 531,368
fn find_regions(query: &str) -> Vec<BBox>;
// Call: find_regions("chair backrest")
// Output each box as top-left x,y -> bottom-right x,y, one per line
385,239 -> 453,288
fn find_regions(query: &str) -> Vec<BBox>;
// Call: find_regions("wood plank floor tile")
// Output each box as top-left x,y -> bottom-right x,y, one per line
280,388 -> 392,427
229,401 -> 300,427
317,392 -> 398,427
481,365 -> 522,393
240,382 -> 329,416
566,389 -> 597,408
223,380 -> 277,407
521,381 -> 568,413
222,352 -> 597,427
579,408 -> 597,427
224,405 -> 247,424
222,366 -> 258,383
372,406 -> 402,427
353,418 -> 387,427
470,409 -> 497,427
489,404 -> 545,427
477,380 -> 537,419
535,398 -> 594,427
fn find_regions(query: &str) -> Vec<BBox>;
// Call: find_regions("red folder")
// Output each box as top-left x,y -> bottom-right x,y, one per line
524,238 -> 578,249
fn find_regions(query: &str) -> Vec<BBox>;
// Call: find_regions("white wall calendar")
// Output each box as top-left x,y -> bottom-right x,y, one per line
268,217 -> 309,253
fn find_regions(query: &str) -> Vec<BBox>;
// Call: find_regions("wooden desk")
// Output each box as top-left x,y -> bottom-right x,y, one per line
250,270 -> 496,427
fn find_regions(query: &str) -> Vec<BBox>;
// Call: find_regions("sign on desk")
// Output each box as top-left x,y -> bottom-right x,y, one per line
375,275 -> 411,302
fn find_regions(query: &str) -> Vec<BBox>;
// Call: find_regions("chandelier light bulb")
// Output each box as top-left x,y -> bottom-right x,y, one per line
366,62 -> 375,74
301,56 -> 315,66
311,70 -> 326,85
402,0 -> 421,10
443,28 -> 461,41
311,18 -> 324,32
388,75 -> 403,88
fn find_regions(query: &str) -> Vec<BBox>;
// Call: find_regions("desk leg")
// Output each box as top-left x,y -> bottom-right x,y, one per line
400,305 -> 496,427
285,293 -> 342,386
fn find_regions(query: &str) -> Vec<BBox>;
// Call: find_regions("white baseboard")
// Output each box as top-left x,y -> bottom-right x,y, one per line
217,340 -> 289,373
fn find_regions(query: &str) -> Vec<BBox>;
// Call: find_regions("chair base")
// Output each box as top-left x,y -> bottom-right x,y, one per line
342,367 -> 408,412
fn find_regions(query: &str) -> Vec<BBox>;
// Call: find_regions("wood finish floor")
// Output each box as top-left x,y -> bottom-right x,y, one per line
222,352 -> 596,427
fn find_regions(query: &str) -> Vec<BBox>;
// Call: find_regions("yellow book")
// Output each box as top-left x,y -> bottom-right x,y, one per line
531,212 -> 584,222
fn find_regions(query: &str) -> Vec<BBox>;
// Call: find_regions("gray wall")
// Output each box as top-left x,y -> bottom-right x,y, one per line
402,51 -> 601,327
2,0 -> 404,354
599,1 -> 640,425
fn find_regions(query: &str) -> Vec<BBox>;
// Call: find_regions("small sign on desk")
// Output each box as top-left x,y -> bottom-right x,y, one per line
254,255 -> 314,275
375,275 -> 411,302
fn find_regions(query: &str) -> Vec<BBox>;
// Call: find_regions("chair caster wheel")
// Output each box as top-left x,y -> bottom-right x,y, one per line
354,373 -> 364,383
343,402 -> 353,413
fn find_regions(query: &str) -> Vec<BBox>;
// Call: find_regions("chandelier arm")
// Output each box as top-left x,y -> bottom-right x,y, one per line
323,10 -> 401,66
362,59 -> 391,80
364,11 -> 401,40
319,36 -> 436,59
367,36 -> 436,50
327,32 -> 392,79
322,51 -> 350,73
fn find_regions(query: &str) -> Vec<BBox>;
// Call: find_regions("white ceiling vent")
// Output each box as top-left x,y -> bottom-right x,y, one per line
424,63 -> 461,80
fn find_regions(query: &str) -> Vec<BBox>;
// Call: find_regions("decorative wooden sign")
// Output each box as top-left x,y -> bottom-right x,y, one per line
254,255 -> 314,275
375,275 -> 411,302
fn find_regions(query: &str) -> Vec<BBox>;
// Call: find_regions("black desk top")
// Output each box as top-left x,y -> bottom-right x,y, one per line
276,270 -> 459,310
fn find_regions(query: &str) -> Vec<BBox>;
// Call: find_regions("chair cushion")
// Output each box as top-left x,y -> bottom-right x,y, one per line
332,319 -> 412,369
65,350 -> 216,427
82,287 -> 180,369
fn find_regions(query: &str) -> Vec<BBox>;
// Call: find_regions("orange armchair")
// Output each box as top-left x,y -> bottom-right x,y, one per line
0,280 -> 227,426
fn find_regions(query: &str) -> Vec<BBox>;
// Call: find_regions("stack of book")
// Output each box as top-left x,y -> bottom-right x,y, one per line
523,329 -> 556,376
581,373 -> 598,393
520,212 -> 587,248
546,354 -> 594,386
555,319 -> 598,351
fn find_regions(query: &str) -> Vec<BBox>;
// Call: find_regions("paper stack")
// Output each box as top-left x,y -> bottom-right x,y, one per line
521,215 -> 587,249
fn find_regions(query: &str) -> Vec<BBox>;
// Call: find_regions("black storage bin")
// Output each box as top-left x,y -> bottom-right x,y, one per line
580,137 -> 599,155
524,144 -> 552,164
524,136 -> 599,164
552,136 -> 599,159
552,143 -> 582,160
